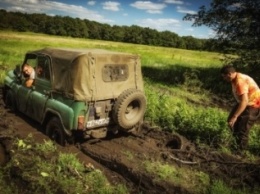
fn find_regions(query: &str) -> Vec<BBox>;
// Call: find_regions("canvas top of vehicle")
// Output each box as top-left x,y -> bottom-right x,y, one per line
28,48 -> 144,101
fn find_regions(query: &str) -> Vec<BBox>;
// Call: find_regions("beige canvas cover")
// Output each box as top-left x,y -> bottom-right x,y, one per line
29,48 -> 144,101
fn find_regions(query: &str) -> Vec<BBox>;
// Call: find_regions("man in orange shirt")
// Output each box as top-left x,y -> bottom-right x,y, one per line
221,64 -> 260,150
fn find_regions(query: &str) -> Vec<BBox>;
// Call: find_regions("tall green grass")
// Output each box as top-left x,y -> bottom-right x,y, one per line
1,30 -> 260,194
0,136 -> 127,194
144,81 -> 231,147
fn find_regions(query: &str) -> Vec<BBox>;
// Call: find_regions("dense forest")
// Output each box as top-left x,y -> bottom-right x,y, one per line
0,9 -> 218,52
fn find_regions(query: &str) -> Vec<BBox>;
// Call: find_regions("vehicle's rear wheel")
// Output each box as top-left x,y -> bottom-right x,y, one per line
46,117 -> 65,146
113,88 -> 146,130
4,89 -> 16,111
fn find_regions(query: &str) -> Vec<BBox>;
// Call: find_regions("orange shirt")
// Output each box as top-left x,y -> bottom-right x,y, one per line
232,73 -> 260,108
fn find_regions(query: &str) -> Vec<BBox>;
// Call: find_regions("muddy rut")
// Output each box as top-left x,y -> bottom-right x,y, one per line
1,88 -> 260,194
0,87 -> 190,193
78,126 -> 194,194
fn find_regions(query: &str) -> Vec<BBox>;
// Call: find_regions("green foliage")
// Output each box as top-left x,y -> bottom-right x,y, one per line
122,150 -> 134,160
173,104 -> 231,146
0,170 -> 17,194
35,139 -> 57,153
0,9 -> 209,51
57,153 -> 86,173
144,161 -> 176,181
144,160 -> 260,194
208,179 -> 260,194
210,180 -> 232,194
0,136 -> 128,194
248,125 -> 260,154
143,160 -> 210,193
184,0 -> 260,71
145,83 -> 231,147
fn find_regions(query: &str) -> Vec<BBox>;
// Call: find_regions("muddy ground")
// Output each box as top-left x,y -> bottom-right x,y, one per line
0,90 -> 260,194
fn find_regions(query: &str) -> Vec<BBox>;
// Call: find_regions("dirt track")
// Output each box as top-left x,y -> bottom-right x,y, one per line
1,89 -> 260,194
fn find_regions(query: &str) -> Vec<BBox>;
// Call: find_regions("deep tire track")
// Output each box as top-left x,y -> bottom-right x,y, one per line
79,130 -> 191,194
1,88 -> 260,193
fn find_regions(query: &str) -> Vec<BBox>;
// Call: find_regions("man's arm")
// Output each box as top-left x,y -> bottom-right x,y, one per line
24,79 -> 34,87
228,93 -> 248,128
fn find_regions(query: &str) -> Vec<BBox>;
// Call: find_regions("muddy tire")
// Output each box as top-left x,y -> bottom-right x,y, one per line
46,117 -> 65,146
113,89 -> 146,129
165,133 -> 195,151
4,89 -> 16,111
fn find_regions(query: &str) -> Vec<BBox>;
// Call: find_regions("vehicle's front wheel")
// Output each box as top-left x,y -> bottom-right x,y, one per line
46,117 -> 65,146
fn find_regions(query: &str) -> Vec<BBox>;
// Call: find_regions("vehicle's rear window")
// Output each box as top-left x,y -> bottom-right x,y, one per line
102,64 -> 128,82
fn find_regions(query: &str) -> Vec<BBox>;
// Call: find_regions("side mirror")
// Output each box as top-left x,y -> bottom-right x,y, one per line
13,65 -> 21,78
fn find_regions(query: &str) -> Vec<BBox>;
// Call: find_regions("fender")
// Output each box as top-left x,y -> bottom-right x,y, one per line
43,99 -> 74,136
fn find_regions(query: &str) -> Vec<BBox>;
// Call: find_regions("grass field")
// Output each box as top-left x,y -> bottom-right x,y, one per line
0,31 -> 222,68
1,30 -> 260,194
1,30 -> 259,151
0,30 -> 223,102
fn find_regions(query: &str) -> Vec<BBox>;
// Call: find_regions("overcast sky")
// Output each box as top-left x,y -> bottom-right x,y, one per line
0,0 -> 215,38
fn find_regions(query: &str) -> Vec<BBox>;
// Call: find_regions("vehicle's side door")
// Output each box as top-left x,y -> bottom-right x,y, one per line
28,55 -> 52,122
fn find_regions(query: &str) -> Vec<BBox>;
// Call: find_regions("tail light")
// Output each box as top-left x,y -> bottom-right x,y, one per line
77,116 -> 85,130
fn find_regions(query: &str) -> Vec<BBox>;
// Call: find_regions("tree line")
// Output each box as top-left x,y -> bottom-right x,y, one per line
0,9 -> 217,52
2,0 -> 259,72
184,0 -> 260,73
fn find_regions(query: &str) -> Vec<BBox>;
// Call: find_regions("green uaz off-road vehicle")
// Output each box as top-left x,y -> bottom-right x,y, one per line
3,48 -> 146,145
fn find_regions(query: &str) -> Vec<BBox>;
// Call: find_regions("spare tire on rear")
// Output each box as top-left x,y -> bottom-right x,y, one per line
113,88 -> 146,130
